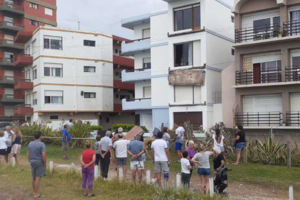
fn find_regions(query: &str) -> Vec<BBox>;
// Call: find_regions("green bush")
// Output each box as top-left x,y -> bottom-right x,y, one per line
90,125 -> 103,131
21,123 -> 61,145
112,124 -> 148,133
68,123 -> 93,148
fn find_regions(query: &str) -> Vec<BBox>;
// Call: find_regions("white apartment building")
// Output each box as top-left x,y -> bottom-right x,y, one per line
121,0 -> 234,131
23,27 -> 114,129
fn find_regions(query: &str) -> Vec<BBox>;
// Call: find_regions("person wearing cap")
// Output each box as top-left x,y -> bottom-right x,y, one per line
213,146 -> 225,177
113,132 -> 130,180
98,131 -> 113,180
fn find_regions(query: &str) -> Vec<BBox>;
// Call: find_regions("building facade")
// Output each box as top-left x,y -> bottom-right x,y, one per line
23,27 -> 135,130
0,0 -> 57,121
121,0 -> 234,132
223,0 -> 300,140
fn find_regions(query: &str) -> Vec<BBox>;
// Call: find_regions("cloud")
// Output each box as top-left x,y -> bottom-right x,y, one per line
57,0 -> 234,39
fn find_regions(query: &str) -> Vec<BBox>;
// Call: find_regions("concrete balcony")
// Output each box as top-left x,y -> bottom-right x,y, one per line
122,69 -> 151,83
0,21 -> 24,34
14,79 -> 33,90
162,0 -> 180,2
122,98 -> 152,111
14,104 -> 33,115
0,57 -> 14,67
114,79 -> 134,91
14,54 -> 33,67
0,39 -> 24,52
0,76 -> 16,85
121,38 -> 150,56
0,94 -> 25,104
113,55 -> 134,68
0,2 -> 24,16
14,31 -> 32,43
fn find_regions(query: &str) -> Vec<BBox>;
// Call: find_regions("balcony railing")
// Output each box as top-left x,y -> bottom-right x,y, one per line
235,112 -> 282,126
286,112 -> 300,126
285,66 -> 300,82
236,68 -> 282,85
283,21 -> 300,37
0,76 -> 19,84
235,24 -> 280,43
122,37 -> 151,56
122,98 -> 152,110
125,37 -> 150,44
14,54 -> 33,67
0,21 -> 24,29
14,104 -> 33,116
0,2 -> 24,11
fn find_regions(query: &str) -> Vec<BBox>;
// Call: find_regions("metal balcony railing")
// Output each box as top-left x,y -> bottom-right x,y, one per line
235,24 -> 280,43
286,112 -> 300,126
283,21 -> 300,37
235,112 -> 282,126
236,68 -> 282,85
285,65 -> 300,82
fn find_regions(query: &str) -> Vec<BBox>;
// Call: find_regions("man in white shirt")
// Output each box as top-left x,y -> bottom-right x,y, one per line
151,131 -> 170,187
4,126 -> 14,163
113,134 -> 130,180
174,123 -> 185,162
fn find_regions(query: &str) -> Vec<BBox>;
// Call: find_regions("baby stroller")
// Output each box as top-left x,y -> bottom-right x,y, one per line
214,167 -> 231,195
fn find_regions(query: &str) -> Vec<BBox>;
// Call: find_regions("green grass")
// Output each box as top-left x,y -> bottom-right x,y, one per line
19,144 -> 300,191
0,166 -> 222,200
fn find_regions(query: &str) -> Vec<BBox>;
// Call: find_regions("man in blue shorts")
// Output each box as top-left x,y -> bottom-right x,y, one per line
174,123 -> 184,162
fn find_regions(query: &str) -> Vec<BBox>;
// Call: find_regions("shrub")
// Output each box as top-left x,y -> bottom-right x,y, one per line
112,124 -> 148,133
90,125 -> 103,131
68,123 -> 93,148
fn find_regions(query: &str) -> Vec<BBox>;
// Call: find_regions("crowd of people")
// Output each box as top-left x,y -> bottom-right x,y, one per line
0,119 -> 247,198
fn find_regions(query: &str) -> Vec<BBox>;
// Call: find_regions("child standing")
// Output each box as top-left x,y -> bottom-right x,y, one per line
94,135 -> 101,166
181,151 -> 192,188
11,127 -> 22,166
0,131 -> 8,164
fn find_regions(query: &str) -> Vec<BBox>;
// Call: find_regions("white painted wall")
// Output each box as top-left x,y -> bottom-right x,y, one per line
135,81 -> 151,99
205,69 -> 222,104
134,52 -> 151,70
134,23 -> 151,39
213,103 -> 223,125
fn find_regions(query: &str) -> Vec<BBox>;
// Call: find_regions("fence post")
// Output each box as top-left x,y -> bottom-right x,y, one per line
71,163 -> 75,173
11,157 -> 16,167
209,177 -> 214,197
119,167 -> 123,181
49,161 -> 54,173
243,145 -> 248,164
94,165 -> 98,180
270,128 -> 274,141
289,186 -> 294,200
146,170 -> 151,184
176,173 -> 181,188
287,141 -> 291,168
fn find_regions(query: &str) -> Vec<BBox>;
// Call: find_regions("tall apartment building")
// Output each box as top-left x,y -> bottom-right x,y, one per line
23,27 -> 135,130
0,0 -> 56,121
121,0 -> 234,132
223,0 -> 300,140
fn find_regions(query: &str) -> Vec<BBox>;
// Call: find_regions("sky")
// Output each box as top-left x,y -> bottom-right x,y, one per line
57,0 -> 234,39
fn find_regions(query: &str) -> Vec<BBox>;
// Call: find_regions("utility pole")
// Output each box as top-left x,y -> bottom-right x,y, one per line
78,21 -> 80,30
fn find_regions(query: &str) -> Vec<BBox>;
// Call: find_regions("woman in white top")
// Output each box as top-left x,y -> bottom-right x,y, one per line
0,131 -> 8,164
191,144 -> 214,195
213,129 -> 227,162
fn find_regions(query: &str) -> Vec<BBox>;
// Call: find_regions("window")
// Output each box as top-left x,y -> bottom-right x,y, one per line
174,42 -> 193,67
45,7 -> 53,16
29,3 -> 38,9
142,28 -> 150,38
32,40 -> 37,54
84,92 -> 96,98
26,70 -> 30,79
30,20 -> 39,26
231,48 -> 235,56
33,92 -> 37,105
4,52 -> 13,63
44,36 -> 63,50
44,63 -> 63,77
231,16 -> 234,23
174,86 -> 201,104
143,87 -> 151,98
84,66 -> 96,72
32,67 -> 37,80
120,95 -> 130,100
174,4 -> 200,31
253,18 -> 270,33
25,45 -> 30,55
50,116 -> 59,120
143,58 -> 151,69
4,16 -> 13,26
84,40 -> 96,47
106,118 -> 109,123
44,90 -> 63,104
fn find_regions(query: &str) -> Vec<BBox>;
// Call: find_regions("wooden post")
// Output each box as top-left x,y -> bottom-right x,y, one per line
94,165 -> 98,180
176,173 -> 181,188
270,128 -> 274,141
243,145 -> 248,164
11,157 -> 16,167
209,177 -> 214,197
287,141 -> 291,168
146,170 -> 151,184
119,167 -> 123,181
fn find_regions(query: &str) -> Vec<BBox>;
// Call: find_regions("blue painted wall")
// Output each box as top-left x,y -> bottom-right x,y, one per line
152,108 -> 169,130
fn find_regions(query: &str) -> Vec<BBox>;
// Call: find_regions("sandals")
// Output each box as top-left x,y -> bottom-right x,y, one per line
87,194 -> 95,197
34,194 -> 43,198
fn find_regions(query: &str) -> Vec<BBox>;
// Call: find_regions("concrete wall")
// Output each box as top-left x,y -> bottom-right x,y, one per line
213,103 -> 223,125
135,81 -> 151,99
134,23 -> 150,39
134,52 -> 151,69
152,108 -> 169,129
